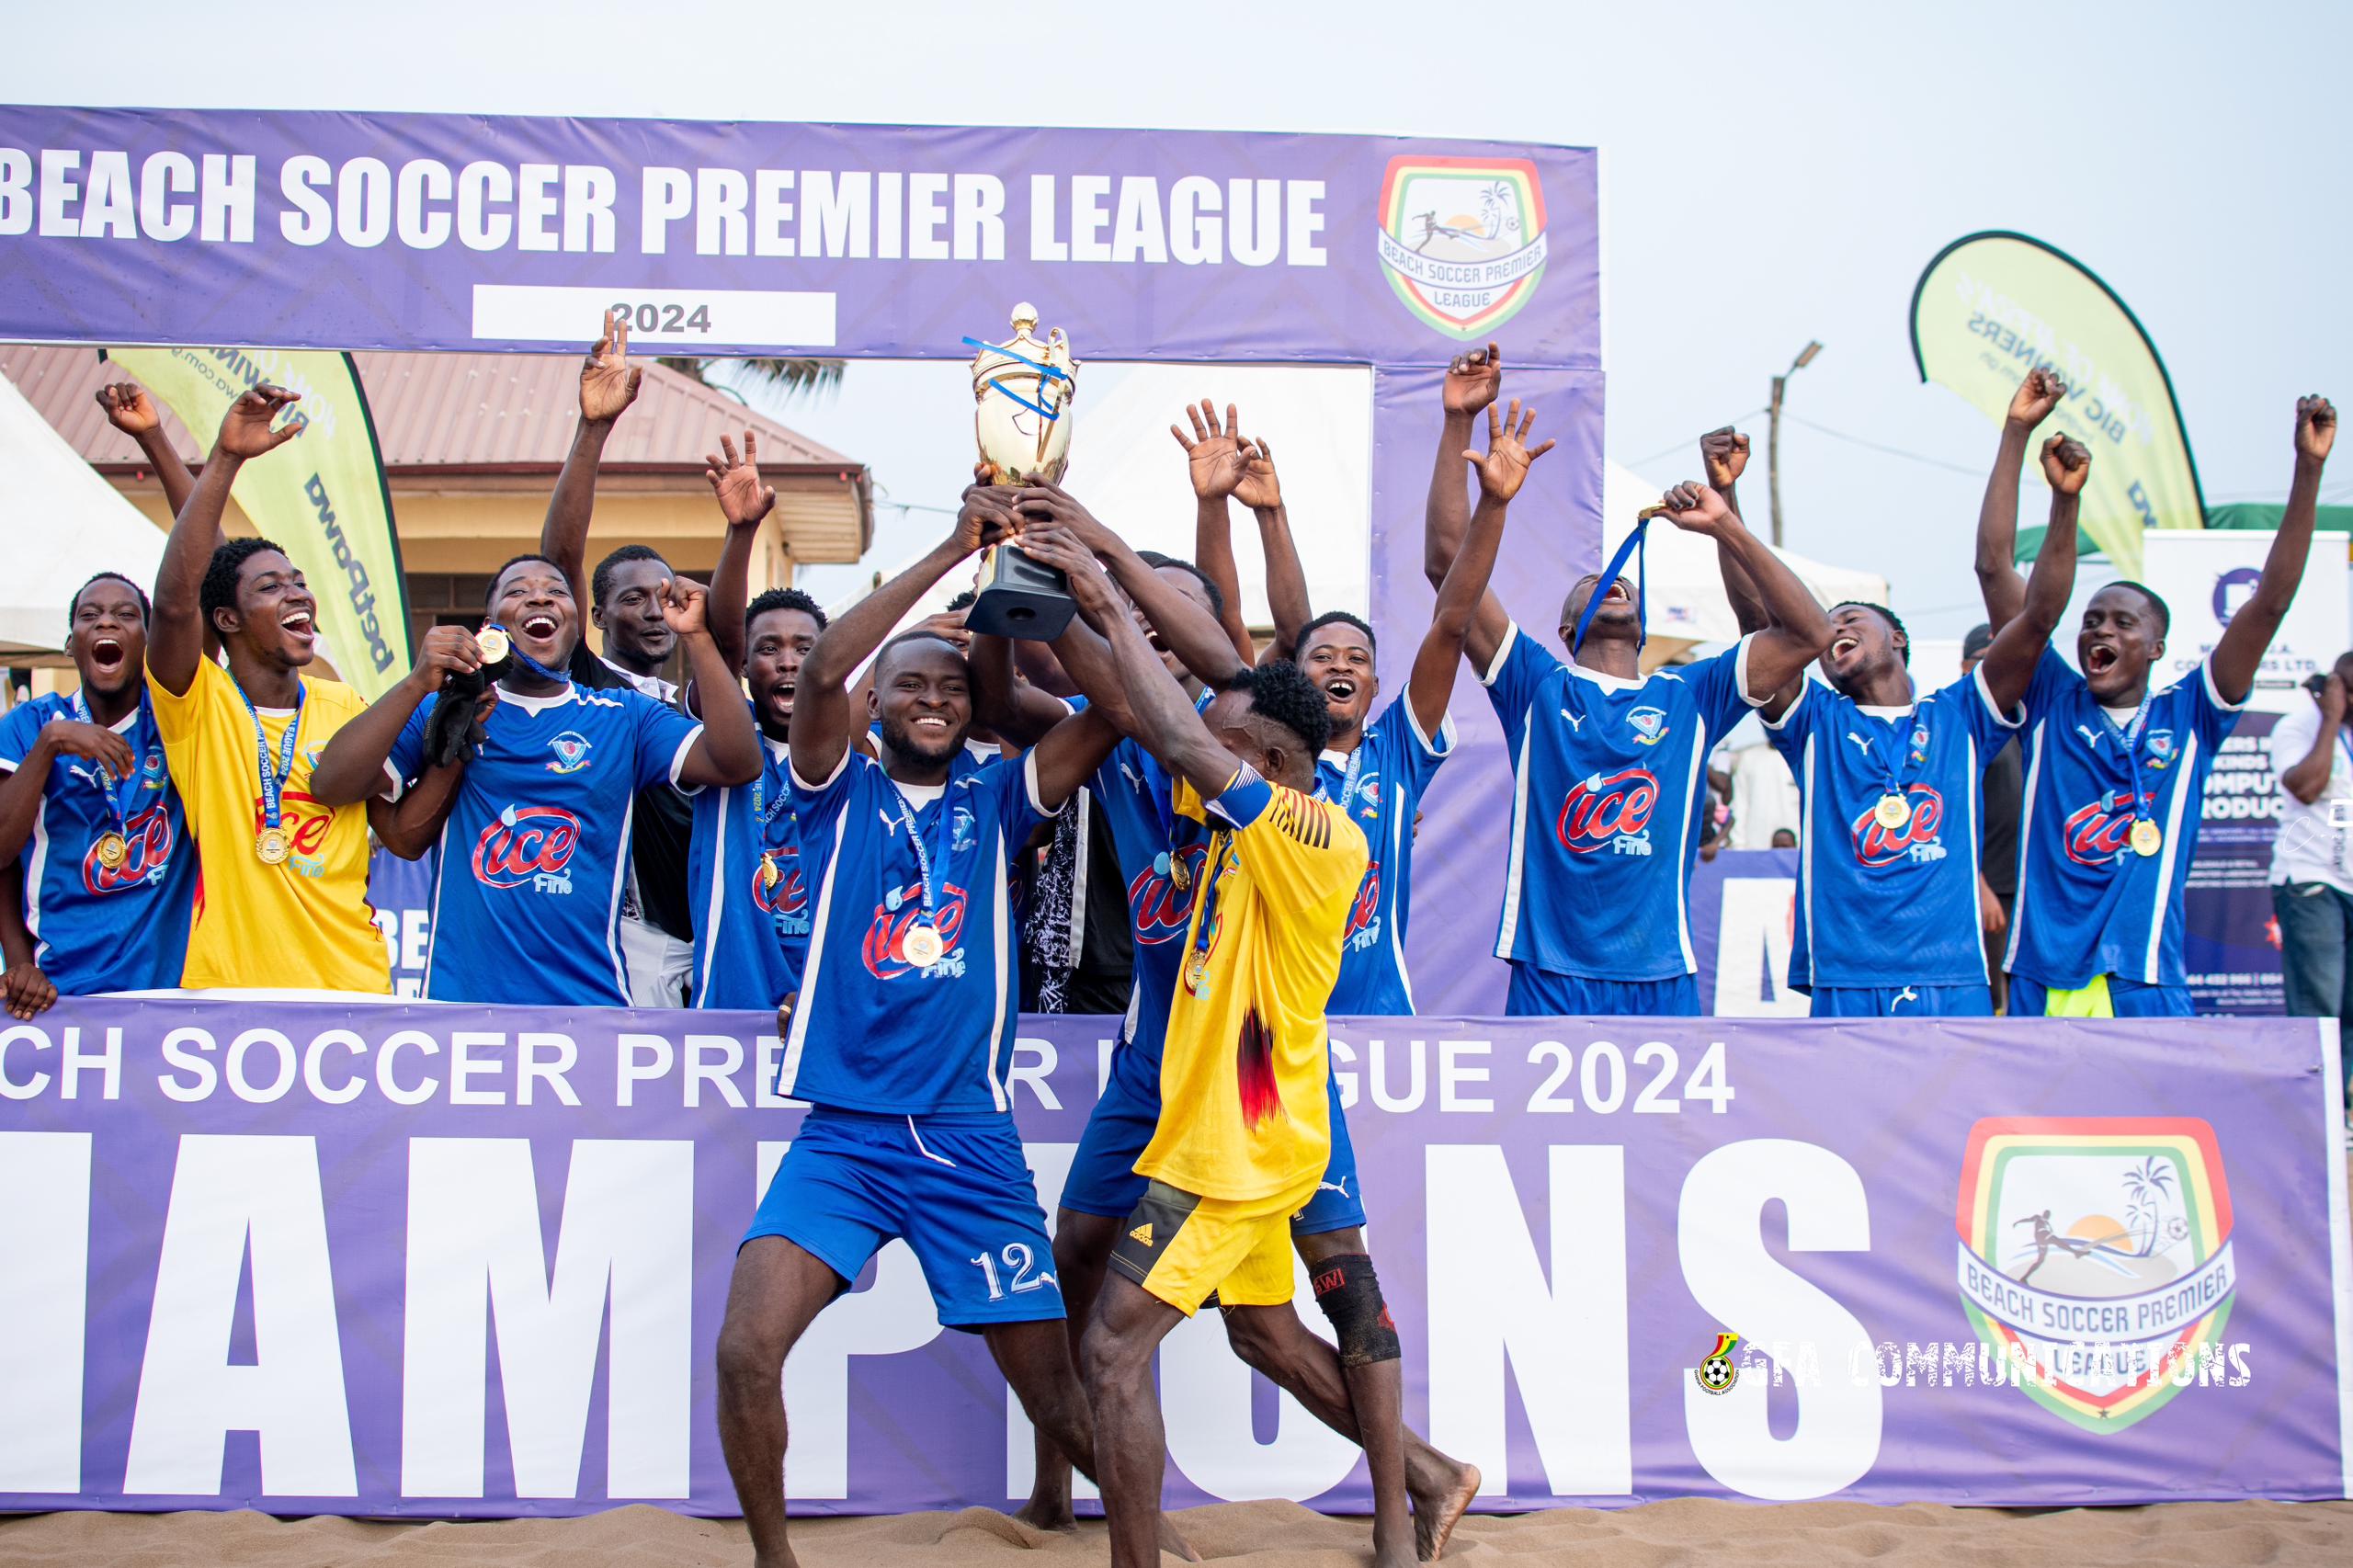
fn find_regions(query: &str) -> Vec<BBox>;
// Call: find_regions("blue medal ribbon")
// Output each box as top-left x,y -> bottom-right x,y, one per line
68,691 -> 133,843
2098,700 -> 2154,824
1572,518 -> 1649,656
888,778 -> 957,941
481,623 -> 574,687
233,679 -> 305,837
1868,701 -> 1927,809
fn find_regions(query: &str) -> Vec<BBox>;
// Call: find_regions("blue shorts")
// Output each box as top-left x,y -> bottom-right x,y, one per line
2009,976 -> 2194,1019
1506,964 -> 1701,1017
745,1108 -> 1063,1329
1063,1040 -> 1369,1236
1806,983 -> 1994,1017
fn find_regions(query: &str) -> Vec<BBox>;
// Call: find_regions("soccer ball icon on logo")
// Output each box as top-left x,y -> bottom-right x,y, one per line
1694,1332 -> 1741,1395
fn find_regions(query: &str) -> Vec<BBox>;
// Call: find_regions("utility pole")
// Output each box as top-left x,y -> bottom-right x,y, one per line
1767,340 -> 1823,548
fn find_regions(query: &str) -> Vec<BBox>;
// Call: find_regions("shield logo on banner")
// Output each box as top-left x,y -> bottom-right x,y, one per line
1374,156 -> 1549,340
1954,1117 -> 2235,1432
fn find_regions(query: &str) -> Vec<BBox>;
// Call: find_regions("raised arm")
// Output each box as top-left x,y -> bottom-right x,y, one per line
1976,436 -> 2088,712
1976,369 -> 2065,636
2212,396 -> 2336,704
1170,400 -> 1263,666
1407,400 -> 1554,735
703,430 -> 776,679
310,627 -> 482,806
540,311 -> 643,611
1014,479 -> 1245,687
2281,676 -> 2347,805
148,385 -> 302,697
1234,428 -> 1311,661
96,382 -> 196,519
662,576 -> 761,787
1659,482 -> 1832,699
1700,426 -> 1767,636
1422,344 -> 1510,672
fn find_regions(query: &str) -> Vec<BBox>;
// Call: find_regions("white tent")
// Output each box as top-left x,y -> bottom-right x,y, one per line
0,369 -> 165,658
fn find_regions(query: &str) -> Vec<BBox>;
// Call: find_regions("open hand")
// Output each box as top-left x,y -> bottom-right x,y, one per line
2297,394 -> 2336,465
659,574 -> 710,637
1444,343 -> 1501,416
1171,400 -> 1250,501
1699,426 -> 1750,490
1658,480 -> 1734,534
1461,399 -> 1556,503
2040,433 -> 2091,494
2,960 -> 56,1020
581,309 -> 644,426
1233,437 -> 1281,511
706,431 -> 777,528
216,384 -> 302,460
40,717 -> 136,778
2008,368 -> 2066,428
95,382 -> 163,438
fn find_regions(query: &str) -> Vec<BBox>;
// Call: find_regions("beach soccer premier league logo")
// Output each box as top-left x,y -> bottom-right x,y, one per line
1954,1117 -> 2235,1431
1374,155 -> 1548,340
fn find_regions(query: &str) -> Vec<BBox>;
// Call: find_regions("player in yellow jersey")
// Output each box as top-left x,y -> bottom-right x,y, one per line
146,386 -> 453,993
1014,518 -> 1396,1568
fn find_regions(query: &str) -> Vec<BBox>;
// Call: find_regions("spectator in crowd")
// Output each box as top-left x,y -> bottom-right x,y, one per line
1770,827 -> 1798,849
2269,653 -> 2353,1124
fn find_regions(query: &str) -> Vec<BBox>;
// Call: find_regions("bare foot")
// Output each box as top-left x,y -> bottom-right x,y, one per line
1413,1460 -> 1481,1561
1014,1498 -> 1076,1533
1159,1514 -> 1203,1562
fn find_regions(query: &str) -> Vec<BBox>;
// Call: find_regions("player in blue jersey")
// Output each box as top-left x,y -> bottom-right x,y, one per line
1982,392 -> 2336,1016
713,490 -> 1134,1567
1425,345 -> 1834,1015
689,431 -> 829,1008
310,554 -> 762,1004
1736,409 -> 2088,1015
0,384 -> 200,1016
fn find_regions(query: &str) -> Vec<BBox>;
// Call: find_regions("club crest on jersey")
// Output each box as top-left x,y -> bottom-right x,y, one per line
1851,785 -> 1946,866
1128,845 -> 1207,946
1357,778 -> 1383,817
140,747 -> 168,790
473,804 -> 580,892
863,881 -> 969,978
2143,730 -> 2177,771
544,731 -> 593,775
81,801 -> 174,894
950,803 -> 977,853
1627,706 -> 1669,745
1955,1116 -> 2236,1432
1558,767 -> 1657,856
1910,725 -> 1931,764
2063,791 -> 2158,866
1374,154 -> 1548,339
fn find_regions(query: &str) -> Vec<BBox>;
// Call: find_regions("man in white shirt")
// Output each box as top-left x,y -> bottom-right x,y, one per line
2268,654 -> 2353,1091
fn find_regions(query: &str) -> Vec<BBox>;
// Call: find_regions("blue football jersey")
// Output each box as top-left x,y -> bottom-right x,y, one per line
1314,694 -> 1454,1014
0,694 -> 197,993
774,745 -> 1053,1115
1765,670 -> 2018,992
688,722 -> 813,1009
1481,623 -> 1761,981
392,683 -> 703,1005
2006,649 -> 2243,989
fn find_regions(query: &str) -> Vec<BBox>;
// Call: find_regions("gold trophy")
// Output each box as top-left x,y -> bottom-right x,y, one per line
965,302 -> 1080,639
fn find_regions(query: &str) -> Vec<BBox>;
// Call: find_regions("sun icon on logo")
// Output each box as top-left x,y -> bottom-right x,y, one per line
1694,1332 -> 1741,1395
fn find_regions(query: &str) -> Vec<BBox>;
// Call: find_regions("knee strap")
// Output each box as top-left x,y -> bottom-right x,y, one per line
1310,1252 -> 1400,1368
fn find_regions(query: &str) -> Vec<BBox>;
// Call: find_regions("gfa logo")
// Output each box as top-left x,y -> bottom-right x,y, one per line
1956,1116 -> 2236,1431
544,731 -> 593,775
1373,155 -> 1549,340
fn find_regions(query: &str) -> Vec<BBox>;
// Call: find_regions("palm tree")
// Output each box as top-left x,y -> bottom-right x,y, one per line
659,357 -> 845,400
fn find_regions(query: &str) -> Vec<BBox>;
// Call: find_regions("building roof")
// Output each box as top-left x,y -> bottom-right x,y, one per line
0,344 -> 871,555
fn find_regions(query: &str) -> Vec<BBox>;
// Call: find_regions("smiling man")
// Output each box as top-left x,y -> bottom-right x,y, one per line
1425,347 -> 1833,1016
1982,393 -> 2336,1017
142,385 -> 392,993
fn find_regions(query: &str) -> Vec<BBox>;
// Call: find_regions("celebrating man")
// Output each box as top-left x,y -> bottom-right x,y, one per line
1426,346 -> 1833,1014
1984,393 -> 2336,1016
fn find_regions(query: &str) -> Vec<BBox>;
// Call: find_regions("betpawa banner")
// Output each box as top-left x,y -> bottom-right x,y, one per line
1,1000 -> 2346,1517
108,346 -> 411,699
1911,231 -> 2207,578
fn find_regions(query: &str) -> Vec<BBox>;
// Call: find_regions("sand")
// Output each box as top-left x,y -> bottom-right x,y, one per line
6,1497 -> 2352,1567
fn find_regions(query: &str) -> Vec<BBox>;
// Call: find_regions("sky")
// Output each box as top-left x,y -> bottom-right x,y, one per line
6,0 -> 2347,632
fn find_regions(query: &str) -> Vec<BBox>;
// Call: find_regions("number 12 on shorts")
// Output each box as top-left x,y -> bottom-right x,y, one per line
970,1243 -> 1051,1301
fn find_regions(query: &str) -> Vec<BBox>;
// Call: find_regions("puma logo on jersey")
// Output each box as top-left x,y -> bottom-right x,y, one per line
1893,985 -> 1919,1010
1317,1176 -> 1351,1198
1129,1222 -> 1154,1247
1560,709 -> 1585,732
1847,733 -> 1873,757
2076,724 -> 2103,747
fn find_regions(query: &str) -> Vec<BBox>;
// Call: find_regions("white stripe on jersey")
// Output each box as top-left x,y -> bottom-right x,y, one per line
777,806 -> 851,1099
696,782 -> 734,1003
1494,721 -> 1534,959
1388,788 -> 1415,1011
1676,712 -> 1711,971
1801,733 -> 1817,989
603,796 -> 636,998
2005,719 -> 2048,976
2143,732 -> 2200,984
1964,733 -> 1988,984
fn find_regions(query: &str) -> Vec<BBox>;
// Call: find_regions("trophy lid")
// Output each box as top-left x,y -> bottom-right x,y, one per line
970,302 -> 1076,393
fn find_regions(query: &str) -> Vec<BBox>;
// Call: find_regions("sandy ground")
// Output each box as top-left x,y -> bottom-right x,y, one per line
6,1497 -> 2353,1567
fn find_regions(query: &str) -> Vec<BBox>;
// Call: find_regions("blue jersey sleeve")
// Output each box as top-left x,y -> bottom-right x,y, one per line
389,696 -> 434,784
1478,622 -> 1561,755
0,698 -> 50,772
975,747 -> 1060,861
1684,635 -> 1766,738
1376,694 -> 1455,794
1948,667 -> 2024,753
1758,676 -> 1820,770
625,687 -> 704,791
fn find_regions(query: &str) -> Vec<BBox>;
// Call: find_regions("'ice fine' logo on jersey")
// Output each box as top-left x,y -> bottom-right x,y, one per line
1129,845 -> 1207,946
1343,861 -> 1382,950
473,804 -> 581,893
2063,792 -> 2157,866
1559,767 -> 1657,856
544,731 -> 593,775
754,850 -> 811,936
81,801 -> 175,894
1851,786 -> 1947,867
863,881 -> 969,978
1627,706 -> 1669,746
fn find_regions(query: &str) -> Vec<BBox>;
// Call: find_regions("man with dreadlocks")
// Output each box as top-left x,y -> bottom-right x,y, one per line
1425,346 -> 1832,1016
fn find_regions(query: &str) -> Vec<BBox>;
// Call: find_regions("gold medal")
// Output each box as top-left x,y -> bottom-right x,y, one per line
476,626 -> 511,664
903,922 -> 945,969
2130,819 -> 2163,858
1873,792 -> 1912,831
759,852 -> 780,890
256,826 -> 291,865
94,831 -> 129,869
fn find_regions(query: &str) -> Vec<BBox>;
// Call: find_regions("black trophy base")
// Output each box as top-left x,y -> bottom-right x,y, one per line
967,546 -> 1077,640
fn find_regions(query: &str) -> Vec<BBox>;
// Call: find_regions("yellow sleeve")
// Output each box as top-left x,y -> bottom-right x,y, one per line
145,653 -> 225,748
1233,786 -> 1368,912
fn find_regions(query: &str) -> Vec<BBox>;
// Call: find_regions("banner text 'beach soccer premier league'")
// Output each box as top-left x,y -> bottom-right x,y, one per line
0,131 -> 1550,347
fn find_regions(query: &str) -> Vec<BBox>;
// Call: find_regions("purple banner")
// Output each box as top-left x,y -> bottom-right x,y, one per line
3,999 -> 2346,1517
